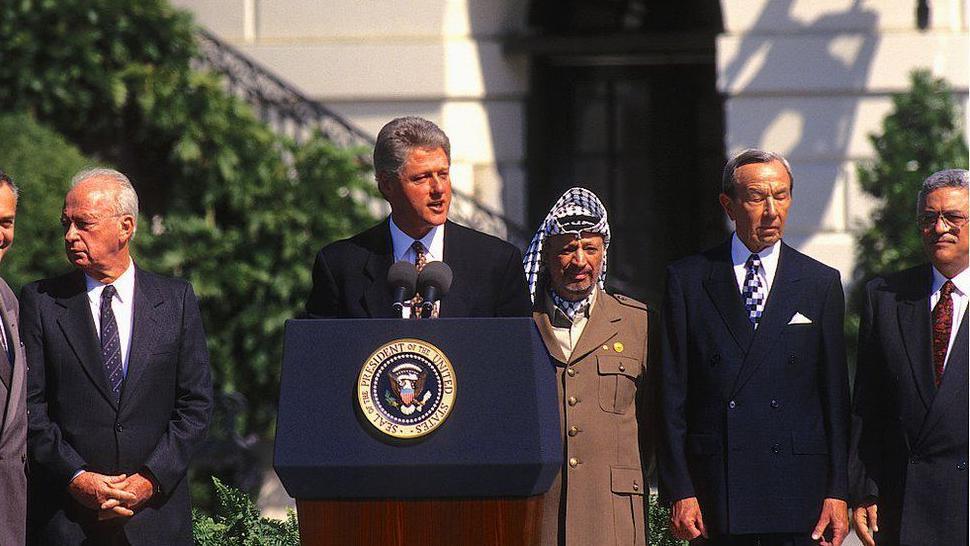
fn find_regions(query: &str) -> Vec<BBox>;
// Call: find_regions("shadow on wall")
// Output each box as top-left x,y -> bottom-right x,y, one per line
720,0 -> 879,238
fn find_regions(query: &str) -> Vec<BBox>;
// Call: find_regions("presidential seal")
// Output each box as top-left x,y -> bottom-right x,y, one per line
357,338 -> 457,439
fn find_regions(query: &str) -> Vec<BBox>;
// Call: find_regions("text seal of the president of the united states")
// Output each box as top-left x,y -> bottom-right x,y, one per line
357,338 -> 457,439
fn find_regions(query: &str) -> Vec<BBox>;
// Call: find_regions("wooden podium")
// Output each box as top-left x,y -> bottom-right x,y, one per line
275,318 -> 561,546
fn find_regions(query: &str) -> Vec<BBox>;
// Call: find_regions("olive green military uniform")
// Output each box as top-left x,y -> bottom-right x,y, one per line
534,287 -> 652,546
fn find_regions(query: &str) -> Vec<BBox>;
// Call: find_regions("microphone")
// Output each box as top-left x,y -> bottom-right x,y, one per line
388,261 -> 418,314
416,261 -> 453,316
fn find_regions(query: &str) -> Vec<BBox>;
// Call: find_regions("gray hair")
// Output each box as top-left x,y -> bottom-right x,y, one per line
70,167 -> 139,218
721,148 -> 795,196
373,117 -> 451,180
917,169 -> 969,212
0,170 -> 19,201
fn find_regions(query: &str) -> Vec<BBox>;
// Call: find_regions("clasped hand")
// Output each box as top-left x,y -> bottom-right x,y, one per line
68,471 -> 154,520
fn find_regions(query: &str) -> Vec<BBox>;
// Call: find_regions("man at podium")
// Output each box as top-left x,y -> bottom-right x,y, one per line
305,116 -> 531,318
524,187 -> 652,546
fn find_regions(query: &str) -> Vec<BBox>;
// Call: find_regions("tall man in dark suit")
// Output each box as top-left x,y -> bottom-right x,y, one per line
658,149 -> 851,546
23,168 -> 213,545
850,169 -> 969,546
305,116 -> 531,318
0,171 -> 27,545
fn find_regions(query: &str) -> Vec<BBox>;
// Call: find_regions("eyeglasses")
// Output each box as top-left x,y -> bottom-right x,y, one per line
917,211 -> 970,229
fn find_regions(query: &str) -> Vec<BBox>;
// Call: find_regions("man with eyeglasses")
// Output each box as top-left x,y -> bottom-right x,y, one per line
849,168 -> 969,546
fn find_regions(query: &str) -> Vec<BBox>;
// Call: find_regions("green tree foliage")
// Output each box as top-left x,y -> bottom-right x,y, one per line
193,477 -> 300,546
0,112 -> 94,289
849,70 -> 968,342
648,495 -> 687,546
0,0 -> 378,436
853,70 -> 969,284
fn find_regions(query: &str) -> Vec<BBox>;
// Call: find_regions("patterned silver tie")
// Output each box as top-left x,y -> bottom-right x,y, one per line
742,254 -> 766,328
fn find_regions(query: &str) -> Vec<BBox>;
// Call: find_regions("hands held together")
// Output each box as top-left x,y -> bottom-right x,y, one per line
68,471 -> 154,521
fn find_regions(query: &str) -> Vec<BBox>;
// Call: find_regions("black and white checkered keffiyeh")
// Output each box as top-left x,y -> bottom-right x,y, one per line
523,187 -> 611,304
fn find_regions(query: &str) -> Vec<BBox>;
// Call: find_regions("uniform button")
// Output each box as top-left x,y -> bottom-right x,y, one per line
633,481 -> 640,491
115,423 -> 124,432
728,400 -> 736,409
566,368 -> 576,377
568,426 -> 581,437
770,400 -> 779,409
618,364 -> 626,372
568,457 -> 580,468
771,444 -> 781,454
567,396 -> 578,406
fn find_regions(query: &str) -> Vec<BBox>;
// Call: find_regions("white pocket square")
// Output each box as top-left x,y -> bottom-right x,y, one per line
788,312 -> 813,325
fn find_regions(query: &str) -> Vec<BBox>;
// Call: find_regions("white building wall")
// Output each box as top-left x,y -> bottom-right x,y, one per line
170,0 -> 531,226
718,0 -> 969,281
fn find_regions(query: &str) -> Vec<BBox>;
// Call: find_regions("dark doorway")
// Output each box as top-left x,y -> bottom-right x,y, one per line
515,0 -> 727,303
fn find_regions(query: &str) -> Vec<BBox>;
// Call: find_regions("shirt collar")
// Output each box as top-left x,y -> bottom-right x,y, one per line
389,216 -> 445,262
85,259 -> 136,305
931,265 -> 970,296
731,232 -> 781,274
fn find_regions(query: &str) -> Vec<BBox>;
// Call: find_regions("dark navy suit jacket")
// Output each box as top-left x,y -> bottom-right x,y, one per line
849,265 -> 968,546
305,219 -> 531,318
657,240 -> 850,536
22,267 -> 212,545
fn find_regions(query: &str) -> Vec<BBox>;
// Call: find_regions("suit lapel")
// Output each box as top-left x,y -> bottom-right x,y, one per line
439,221 -> 468,317
56,272 -> 117,410
703,243 -> 754,352
897,267 -> 936,410
533,310 -> 567,364
362,221 -> 395,318
569,291 -> 621,365
0,294 -> 19,437
731,243 -> 803,397
119,268 -> 162,408
915,308 -> 969,446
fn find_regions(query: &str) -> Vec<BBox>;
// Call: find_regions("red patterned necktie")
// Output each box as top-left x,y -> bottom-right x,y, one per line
932,280 -> 956,386
410,241 -> 427,319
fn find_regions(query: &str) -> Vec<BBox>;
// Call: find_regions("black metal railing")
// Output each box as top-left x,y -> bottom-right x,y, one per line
193,28 -> 532,247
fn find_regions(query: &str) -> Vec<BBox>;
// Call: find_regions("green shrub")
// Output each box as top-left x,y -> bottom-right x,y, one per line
193,477 -> 300,546
649,494 -> 687,546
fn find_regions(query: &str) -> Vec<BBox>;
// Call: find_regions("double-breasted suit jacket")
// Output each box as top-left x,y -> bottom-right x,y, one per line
0,277 -> 27,545
658,240 -> 850,536
22,267 -> 213,545
305,219 -> 532,318
850,265 -> 968,546
534,288 -> 652,546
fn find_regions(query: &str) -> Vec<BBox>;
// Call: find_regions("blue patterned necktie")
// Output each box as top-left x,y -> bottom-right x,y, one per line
742,253 -> 766,328
100,285 -> 124,399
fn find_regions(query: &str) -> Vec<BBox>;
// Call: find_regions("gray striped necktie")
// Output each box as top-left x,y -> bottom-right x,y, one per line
100,285 -> 124,399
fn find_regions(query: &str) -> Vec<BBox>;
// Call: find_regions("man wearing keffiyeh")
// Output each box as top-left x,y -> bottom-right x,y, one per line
526,187 -> 653,546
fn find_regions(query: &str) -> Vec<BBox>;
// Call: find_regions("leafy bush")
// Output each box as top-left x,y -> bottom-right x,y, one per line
848,70 -> 968,348
649,494 -> 687,546
0,111 -> 94,289
193,477 -> 300,546
0,0 -> 378,441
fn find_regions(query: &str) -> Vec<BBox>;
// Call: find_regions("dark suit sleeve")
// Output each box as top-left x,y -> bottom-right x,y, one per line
848,280 -> 882,505
142,283 -> 213,494
657,267 -> 695,503
305,248 -> 340,318
819,273 -> 850,501
22,285 -> 88,486
494,245 -> 532,317
638,306 -> 660,481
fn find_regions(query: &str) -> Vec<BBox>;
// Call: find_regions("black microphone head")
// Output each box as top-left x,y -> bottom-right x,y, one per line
388,260 -> 418,293
417,261 -> 453,297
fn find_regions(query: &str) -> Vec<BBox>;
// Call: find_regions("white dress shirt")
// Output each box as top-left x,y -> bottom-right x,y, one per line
85,259 -> 136,375
930,266 -> 969,367
730,233 -> 782,300
389,217 -> 445,318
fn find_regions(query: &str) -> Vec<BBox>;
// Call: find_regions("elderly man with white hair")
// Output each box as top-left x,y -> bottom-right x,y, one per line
524,187 -> 653,546
23,168 -> 212,545
850,168 -> 969,546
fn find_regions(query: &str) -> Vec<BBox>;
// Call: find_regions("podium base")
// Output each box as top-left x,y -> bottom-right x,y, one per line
297,496 -> 544,546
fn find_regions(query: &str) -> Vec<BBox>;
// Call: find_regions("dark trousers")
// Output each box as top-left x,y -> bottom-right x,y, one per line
695,534 -> 816,546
